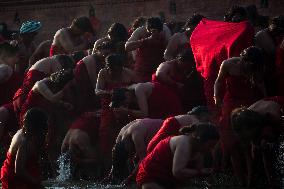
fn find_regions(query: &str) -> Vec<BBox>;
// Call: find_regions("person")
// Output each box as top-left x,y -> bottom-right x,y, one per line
224,5 -> 248,23
13,54 -> 75,116
231,99 -> 282,188
93,23 -> 129,51
95,53 -> 137,173
214,46 -> 266,168
110,81 -> 183,120
0,108 -> 48,189
61,112 -> 101,180
128,17 -> 146,36
153,49 -> 206,111
147,106 -> 212,154
29,40 -> 52,66
11,21 -> 42,75
50,16 -> 94,56
136,123 -> 219,189
125,17 -> 170,82
105,118 -> 163,184
164,14 -> 204,61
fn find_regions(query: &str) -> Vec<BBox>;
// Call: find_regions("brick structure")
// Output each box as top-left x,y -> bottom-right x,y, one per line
0,0 -> 283,43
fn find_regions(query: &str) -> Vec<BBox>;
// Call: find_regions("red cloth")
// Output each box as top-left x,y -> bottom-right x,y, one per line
13,70 -> 47,114
219,75 -> 262,151
49,44 -> 68,57
0,71 -> 22,107
137,136 -> 176,186
190,18 -> 254,109
147,117 -> 181,154
134,35 -> 166,82
70,112 -> 100,139
148,82 -> 183,119
1,152 -> 41,189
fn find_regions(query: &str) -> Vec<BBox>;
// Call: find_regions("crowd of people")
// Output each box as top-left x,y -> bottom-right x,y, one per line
0,4 -> 283,189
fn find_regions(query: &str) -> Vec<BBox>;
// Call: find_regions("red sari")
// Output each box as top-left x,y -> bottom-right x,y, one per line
1,152 -> 41,189
49,44 -> 68,57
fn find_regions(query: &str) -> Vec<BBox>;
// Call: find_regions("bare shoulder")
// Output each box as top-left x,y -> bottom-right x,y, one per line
170,135 -> 189,148
255,29 -> 269,38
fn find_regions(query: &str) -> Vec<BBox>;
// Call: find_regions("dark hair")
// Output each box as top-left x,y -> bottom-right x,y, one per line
179,123 -> 219,143
110,88 -> 130,108
146,17 -> 163,32
55,54 -> 75,69
177,48 -> 194,64
269,16 -> 284,36
105,53 -> 124,69
0,42 -> 18,57
70,51 -> 86,63
107,23 -> 129,42
131,17 -> 146,31
240,46 -> 266,84
95,41 -> 115,52
184,14 -> 205,30
23,108 -> 48,136
49,69 -> 74,90
224,5 -> 248,22
72,16 -> 94,34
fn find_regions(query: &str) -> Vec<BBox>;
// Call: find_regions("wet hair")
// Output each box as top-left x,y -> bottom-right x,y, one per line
110,88 -> 130,108
0,42 -> 18,57
49,69 -> 74,90
95,41 -> 115,52
107,23 -> 129,42
240,46 -> 266,85
72,16 -> 94,34
105,53 -> 124,70
179,123 -> 219,143
131,17 -> 146,31
146,17 -> 163,32
184,14 -> 205,30
224,5 -> 248,22
70,51 -> 86,63
269,16 -> 284,36
55,54 -> 75,69
177,49 -> 194,64
23,108 -> 48,136
231,107 -> 266,140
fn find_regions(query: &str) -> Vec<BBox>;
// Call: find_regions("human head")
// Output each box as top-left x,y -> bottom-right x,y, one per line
268,16 -> 284,38
231,107 -> 266,143
105,53 -> 124,76
109,88 -> 135,109
49,69 -> 74,91
179,123 -> 219,152
240,46 -> 266,85
19,21 -> 41,42
146,17 -> 163,34
184,14 -> 205,31
224,5 -> 248,22
71,16 -> 94,35
94,41 -> 115,58
55,54 -> 76,70
107,23 -> 129,43
23,108 -> 48,143
187,106 -> 211,122
0,42 -> 19,66
177,49 -> 195,71
131,17 -> 146,31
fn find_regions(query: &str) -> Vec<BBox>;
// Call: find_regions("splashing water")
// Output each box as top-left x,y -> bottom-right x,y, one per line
276,134 -> 284,188
56,152 -> 72,182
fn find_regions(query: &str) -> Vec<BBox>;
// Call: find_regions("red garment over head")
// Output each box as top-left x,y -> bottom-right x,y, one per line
13,70 -> 47,113
0,71 -> 22,107
49,44 -> 68,57
190,18 -> 254,108
1,152 -> 41,189
147,117 -> 181,154
137,136 -> 176,186
148,82 -> 183,119
135,35 -> 166,82
70,112 -> 100,140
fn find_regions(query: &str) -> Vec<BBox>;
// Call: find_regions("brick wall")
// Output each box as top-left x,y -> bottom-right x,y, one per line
0,0 -> 283,44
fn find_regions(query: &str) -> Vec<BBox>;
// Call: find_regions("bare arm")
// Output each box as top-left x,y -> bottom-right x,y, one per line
125,27 -> 146,52
95,69 -> 111,96
214,60 -> 229,107
34,78 -> 63,103
132,130 -> 147,160
164,34 -> 179,60
155,62 -> 176,86
134,84 -> 149,118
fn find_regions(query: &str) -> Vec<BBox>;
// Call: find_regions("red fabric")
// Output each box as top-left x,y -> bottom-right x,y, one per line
0,71 -> 22,107
1,152 -> 41,189
134,35 -> 166,82
70,112 -> 100,139
13,70 -> 47,114
147,117 -> 181,154
49,44 -> 68,57
148,82 -> 183,119
137,136 -> 176,186
190,18 -> 254,109
219,75 -> 262,151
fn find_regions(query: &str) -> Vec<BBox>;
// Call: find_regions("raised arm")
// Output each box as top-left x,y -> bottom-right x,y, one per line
164,34 -> 179,60
34,78 -> 63,103
95,69 -> 111,96
125,27 -> 147,52
155,61 -> 176,86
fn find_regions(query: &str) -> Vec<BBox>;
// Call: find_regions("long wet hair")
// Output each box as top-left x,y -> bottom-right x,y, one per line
49,69 -> 74,92
146,17 -> 163,32
240,46 -> 266,85
55,54 -> 76,70
107,23 -> 129,43
72,16 -> 94,34
179,123 -> 219,143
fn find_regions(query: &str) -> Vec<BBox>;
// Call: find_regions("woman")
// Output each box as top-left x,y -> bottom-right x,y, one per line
1,108 -> 48,189
136,123 -> 219,189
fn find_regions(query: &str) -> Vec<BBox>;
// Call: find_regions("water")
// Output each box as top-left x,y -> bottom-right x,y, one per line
56,152 -> 72,182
